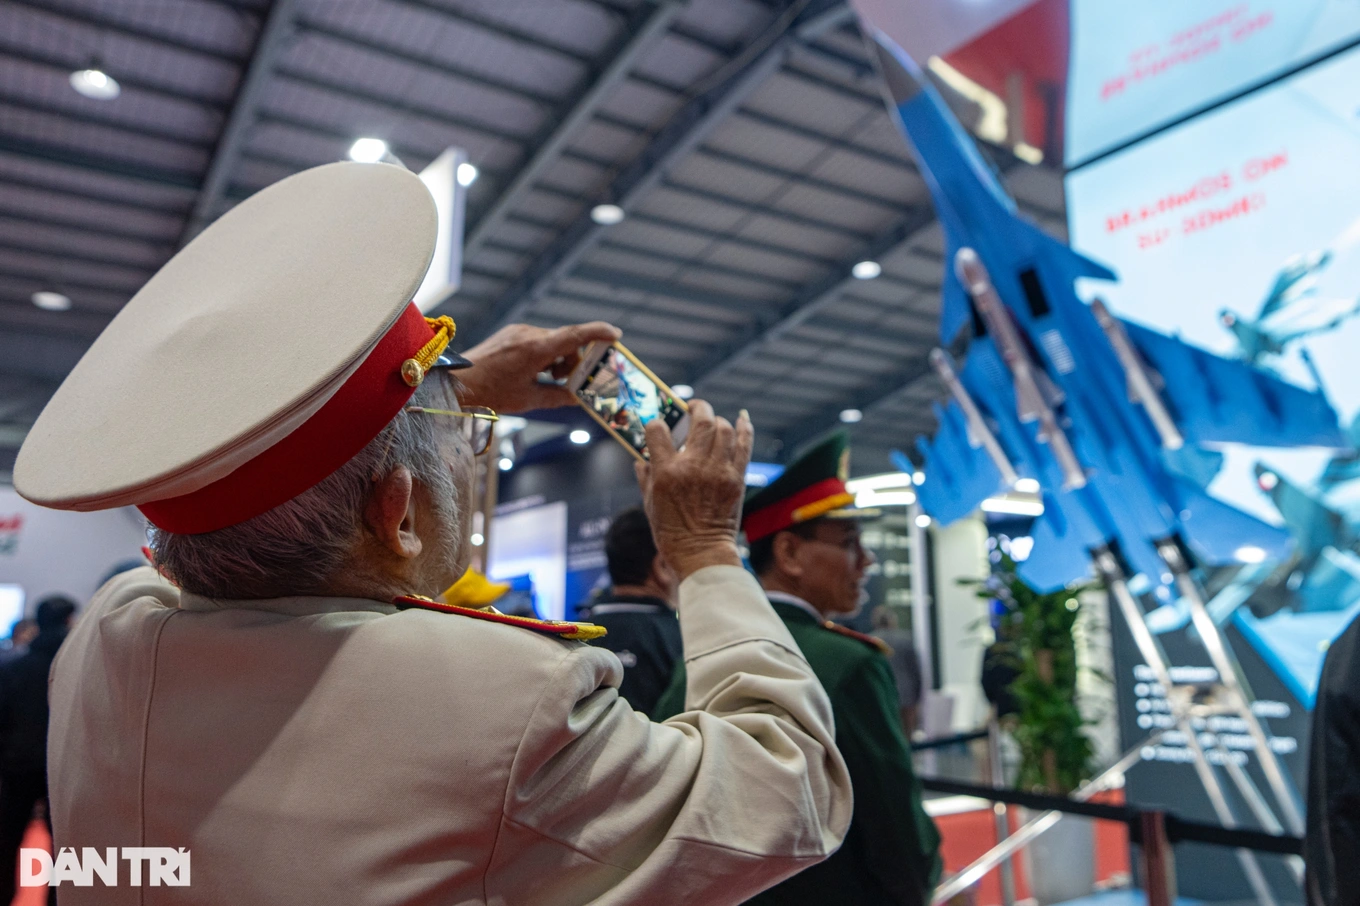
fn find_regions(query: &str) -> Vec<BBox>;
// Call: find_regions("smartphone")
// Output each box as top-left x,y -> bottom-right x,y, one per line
567,341 -> 690,461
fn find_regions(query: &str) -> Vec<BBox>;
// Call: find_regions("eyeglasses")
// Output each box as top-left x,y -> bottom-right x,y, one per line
404,406 -> 499,456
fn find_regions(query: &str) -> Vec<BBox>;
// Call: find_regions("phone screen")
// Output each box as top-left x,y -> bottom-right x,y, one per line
577,345 -> 687,458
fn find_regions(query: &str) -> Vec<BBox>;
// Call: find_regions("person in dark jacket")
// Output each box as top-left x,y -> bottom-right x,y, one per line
0,594 -> 75,906
585,507 -> 681,716
1305,611 -> 1360,906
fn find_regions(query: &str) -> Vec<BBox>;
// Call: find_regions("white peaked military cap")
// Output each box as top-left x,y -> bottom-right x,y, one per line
14,161 -> 470,534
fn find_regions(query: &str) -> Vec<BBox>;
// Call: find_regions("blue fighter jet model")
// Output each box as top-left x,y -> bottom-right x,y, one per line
861,31 -> 1346,597
1220,249 -> 1360,366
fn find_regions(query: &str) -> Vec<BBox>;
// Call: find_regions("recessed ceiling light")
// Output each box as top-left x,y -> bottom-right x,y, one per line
470,532 -> 485,546
851,260 -> 882,280
497,457 -> 514,472
69,68 -> 120,100
912,470 -> 926,485
1014,477 -> 1040,493
590,203 -> 625,225
348,137 -> 388,163
31,291 -> 71,311
456,162 -> 479,186
671,384 -> 694,400
839,408 -> 863,423
915,513 -> 932,528
569,429 -> 592,445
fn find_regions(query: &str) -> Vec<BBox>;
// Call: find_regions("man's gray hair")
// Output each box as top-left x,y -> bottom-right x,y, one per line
151,373 -> 460,599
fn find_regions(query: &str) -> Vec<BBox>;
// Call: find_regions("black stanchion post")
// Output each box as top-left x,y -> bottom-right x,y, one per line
1140,811 -> 1175,906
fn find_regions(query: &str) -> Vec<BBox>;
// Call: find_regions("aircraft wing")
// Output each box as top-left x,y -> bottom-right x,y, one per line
910,399 -> 1005,524
1121,318 -> 1345,448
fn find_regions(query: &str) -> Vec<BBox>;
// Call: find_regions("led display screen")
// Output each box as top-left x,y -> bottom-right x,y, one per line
1066,0 -> 1360,165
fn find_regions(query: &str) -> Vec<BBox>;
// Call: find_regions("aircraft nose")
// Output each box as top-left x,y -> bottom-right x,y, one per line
865,27 -> 927,107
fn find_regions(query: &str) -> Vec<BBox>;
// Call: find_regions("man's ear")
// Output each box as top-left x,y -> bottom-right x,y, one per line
772,531 -> 804,578
364,465 -> 423,560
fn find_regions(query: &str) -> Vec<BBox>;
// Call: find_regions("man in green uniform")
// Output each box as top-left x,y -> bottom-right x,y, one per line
656,433 -> 942,906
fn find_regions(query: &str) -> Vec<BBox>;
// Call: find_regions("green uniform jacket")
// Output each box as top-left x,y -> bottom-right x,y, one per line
655,599 -> 942,906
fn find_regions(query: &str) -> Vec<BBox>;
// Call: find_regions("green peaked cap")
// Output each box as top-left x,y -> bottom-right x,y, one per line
742,432 -> 857,543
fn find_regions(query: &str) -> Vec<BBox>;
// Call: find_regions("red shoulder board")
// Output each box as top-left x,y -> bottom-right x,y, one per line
822,621 -> 893,656
393,595 -> 606,641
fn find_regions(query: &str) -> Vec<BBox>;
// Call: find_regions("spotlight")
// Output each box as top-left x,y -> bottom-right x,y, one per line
1014,477 -> 1040,493
851,260 -> 882,280
569,429 -> 591,445
839,408 -> 863,423
348,137 -> 389,163
590,203 -> 625,225
470,532 -> 485,546
1234,545 -> 1267,564
498,457 -> 514,472
912,471 -> 926,485
69,67 -> 120,100
671,384 -> 694,400
31,291 -> 71,311
914,513 -> 932,528
456,162 -> 479,186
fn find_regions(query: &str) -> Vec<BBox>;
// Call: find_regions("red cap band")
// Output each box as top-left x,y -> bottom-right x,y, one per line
742,477 -> 853,544
139,303 -> 436,534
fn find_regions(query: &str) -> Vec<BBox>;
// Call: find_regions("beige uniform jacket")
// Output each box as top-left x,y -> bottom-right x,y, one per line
48,565 -> 852,905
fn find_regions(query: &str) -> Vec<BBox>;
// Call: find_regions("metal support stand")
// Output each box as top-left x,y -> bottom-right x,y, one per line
1140,811 -> 1176,906
1093,547 -> 1280,906
987,719 -> 1017,906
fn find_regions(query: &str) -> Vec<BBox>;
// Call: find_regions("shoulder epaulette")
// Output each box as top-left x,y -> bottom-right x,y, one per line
822,620 -> 893,656
393,595 -> 607,641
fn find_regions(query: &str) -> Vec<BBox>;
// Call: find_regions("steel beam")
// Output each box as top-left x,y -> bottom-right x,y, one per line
180,0 -> 302,244
0,93 -> 215,151
381,0 -> 597,65
269,68 -> 530,146
0,239 -> 158,278
656,179 -> 875,241
692,145 -> 901,211
628,210 -> 841,266
568,264 -> 775,316
0,206 -> 174,246
0,174 -> 189,215
455,1 -> 684,285
456,0 -> 855,344
681,202 -> 936,389
296,17 -> 561,108
0,136 -> 202,191
3,0 -> 249,63
0,42 -> 230,111
778,357 -> 934,457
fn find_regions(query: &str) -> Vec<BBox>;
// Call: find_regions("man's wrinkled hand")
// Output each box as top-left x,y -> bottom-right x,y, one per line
635,401 -> 754,581
457,321 -> 620,414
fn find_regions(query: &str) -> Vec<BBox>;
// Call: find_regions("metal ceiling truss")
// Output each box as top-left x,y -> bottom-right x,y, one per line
0,135 -> 203,189
0,42 -> 231,111
457,1 -> 685,276
0,174 -> 189,214
692,145 -> 903,211
3,0 -> 250,64
181,0 -> 301,243
680,202 -> 938,389
0,93 -> 216,151
454,0 -> 855,345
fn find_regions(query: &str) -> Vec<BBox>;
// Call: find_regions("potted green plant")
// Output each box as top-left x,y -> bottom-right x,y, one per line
964,551 -> 1103,903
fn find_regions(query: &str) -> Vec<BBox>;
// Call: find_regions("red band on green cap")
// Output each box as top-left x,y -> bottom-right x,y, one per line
138,303 -> 435,534
743,476 -> 852,543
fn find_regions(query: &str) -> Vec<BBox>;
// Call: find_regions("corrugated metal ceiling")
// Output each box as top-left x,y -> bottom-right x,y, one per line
0,0 -> 1068,479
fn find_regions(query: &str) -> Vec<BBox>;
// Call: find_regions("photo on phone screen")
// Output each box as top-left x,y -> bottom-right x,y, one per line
574,343 -> 689,460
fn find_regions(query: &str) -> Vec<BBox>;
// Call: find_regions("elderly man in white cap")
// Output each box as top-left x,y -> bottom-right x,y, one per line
15,162 -> 851,905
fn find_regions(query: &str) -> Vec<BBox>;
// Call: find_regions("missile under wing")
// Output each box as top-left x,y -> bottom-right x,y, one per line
864,28 -> 1347,592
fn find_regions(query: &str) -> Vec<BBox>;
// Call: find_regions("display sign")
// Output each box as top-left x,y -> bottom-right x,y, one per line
1070,45 -> 1360,706
1066,0 -> 1360,165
